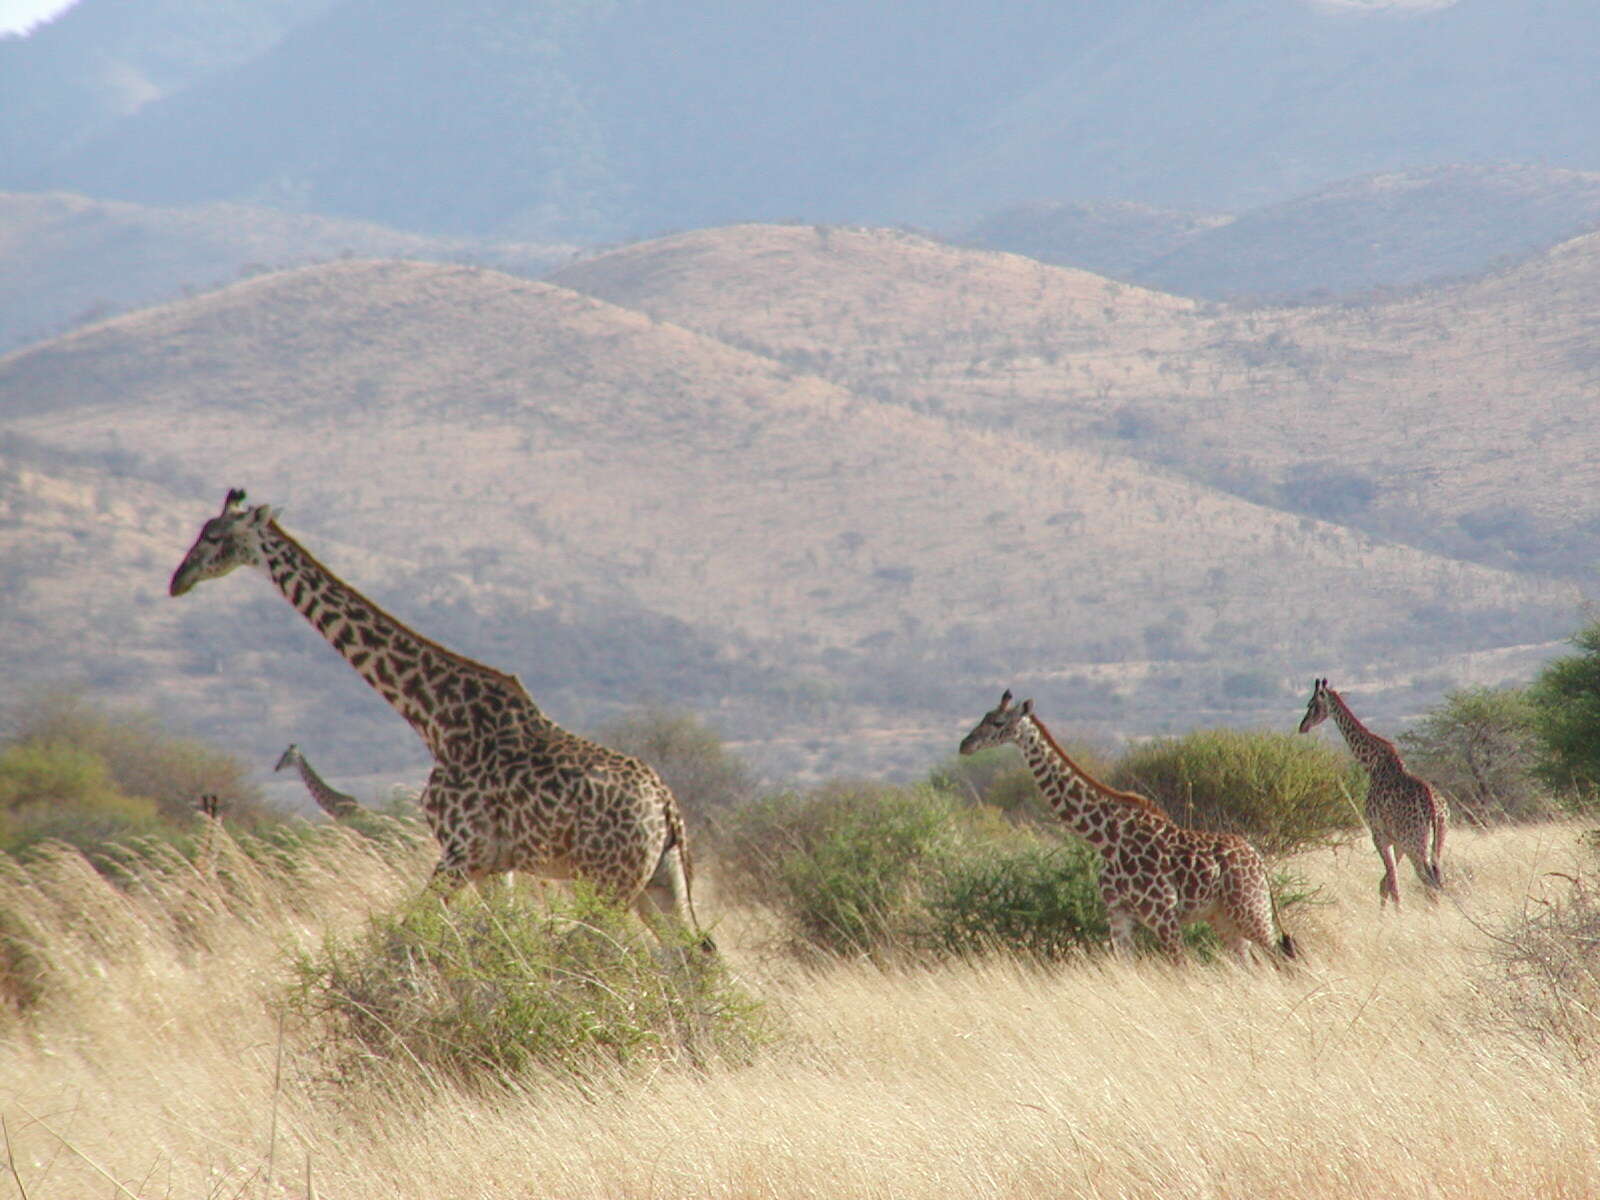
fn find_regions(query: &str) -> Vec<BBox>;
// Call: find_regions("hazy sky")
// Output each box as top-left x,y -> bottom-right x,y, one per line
0,0 -> 74,35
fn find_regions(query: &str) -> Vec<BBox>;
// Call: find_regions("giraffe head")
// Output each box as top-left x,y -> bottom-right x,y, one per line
1298,677 -> 1331,734
959,689 -> 1033,755
169,488 -> 281,597
196,793 -> 222,819
274,743 -> 301,772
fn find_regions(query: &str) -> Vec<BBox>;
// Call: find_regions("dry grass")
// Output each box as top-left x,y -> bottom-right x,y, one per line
2,821 -> 1598,1198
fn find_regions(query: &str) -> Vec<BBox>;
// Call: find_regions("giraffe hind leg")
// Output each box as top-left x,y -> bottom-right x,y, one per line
1408,847 -> 1444,899
632,841 -> 715,956
1375,841 -> 1402,908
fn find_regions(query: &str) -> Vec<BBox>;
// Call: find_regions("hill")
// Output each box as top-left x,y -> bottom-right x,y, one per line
553,223 -> 1600,579
1,252 -> 1578,783
952,165 -> 1600,302
0,191 -> 573,353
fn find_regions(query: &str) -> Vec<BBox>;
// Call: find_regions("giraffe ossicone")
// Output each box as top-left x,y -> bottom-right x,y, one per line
1298,677 -> 1446,907
170,488 -> 711,950
960,690 -> 1295,963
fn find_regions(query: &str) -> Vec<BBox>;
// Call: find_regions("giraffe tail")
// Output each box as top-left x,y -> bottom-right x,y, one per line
664,801 -> 716,956
1278,932 -> 1299,960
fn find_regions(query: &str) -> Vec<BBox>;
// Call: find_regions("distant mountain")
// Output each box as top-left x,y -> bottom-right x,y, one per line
1,243 -> 1581,783
0,0 -> 335,183
950,200 -> 1232,288
952,166 -> 1600,301
0,191 -> 574,353
5,0 -> 1598,241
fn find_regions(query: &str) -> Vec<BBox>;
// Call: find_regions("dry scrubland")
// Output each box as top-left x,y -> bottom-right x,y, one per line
3,821 -> 1599,1198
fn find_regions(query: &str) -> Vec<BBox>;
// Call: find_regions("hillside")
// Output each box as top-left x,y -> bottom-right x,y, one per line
553,223 -> 1600,578
0,254 -> 1578,783
953,165 -> 1600,302
0,191 -> 573,353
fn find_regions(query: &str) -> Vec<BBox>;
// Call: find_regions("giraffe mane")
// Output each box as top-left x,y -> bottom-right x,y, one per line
1027,713 -> 1170,820
1324,683 -> 1404,758
269,519 -> 528,692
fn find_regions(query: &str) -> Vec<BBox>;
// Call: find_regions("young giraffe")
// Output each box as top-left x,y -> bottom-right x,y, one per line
960,691 -> 1295,963
1298,677 -> 1446,907
169,489 -> 709,949
274,743 -> 363,821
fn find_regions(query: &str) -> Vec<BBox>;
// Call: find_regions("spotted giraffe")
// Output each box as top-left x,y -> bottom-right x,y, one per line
170,489 -> 709,948
961,691 -> 1295,962
274,743 -> 363,820
1299,677 -> 1446,907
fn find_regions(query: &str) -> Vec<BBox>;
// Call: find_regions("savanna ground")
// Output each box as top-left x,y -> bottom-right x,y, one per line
2,818 -> 1598,1199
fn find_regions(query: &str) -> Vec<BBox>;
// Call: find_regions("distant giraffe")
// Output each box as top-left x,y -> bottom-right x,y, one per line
274,743 -> 363,820
194,793 -> 224,877
960,691 -> 1295,962
1299,677 -> 1446,907
170,489 -> 709,949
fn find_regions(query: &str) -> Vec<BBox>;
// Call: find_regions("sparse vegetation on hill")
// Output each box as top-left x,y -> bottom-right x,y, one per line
2,238 -> 1583,779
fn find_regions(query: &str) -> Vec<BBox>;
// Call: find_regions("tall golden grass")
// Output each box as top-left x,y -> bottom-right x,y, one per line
1,819 -> 1596,1199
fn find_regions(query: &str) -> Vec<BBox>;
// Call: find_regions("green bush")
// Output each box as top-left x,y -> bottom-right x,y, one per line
289,884 -> 770,1094
1398,685 -> 1548,823
1528,621 -> 1600,809
717,782 -> 975,957
924,835 -> 1107,961
0,742 -> 161,857
4,690 -> 266,826
1111,729 -> 1363,856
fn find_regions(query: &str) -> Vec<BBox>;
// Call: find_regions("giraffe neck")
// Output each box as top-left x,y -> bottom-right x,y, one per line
1015,715 -> 1159,848
290,752 -> 360,818
1324,688 -> 1402,772
255,520 -> 550,759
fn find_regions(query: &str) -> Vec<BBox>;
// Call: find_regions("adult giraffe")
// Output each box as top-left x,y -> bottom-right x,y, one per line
1298,677 -> 1446,907
960,690 -> 1295,963
169,488 -> 710,949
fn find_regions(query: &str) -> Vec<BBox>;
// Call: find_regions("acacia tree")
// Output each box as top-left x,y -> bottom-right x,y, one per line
1397,686 -> 1545,823
1528,620 -> 1600,808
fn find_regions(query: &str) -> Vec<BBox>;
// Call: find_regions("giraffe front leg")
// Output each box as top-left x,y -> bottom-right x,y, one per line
1146,913 -> 1186,962
417,764 -> 478,905
1106,907 -> 1140,959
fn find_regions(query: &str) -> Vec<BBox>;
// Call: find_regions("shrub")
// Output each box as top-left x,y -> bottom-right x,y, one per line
289,884 -> 770,1094
3,690 -> 267,825
1398,686 -> 1548,823
924,835 -> 1106,961
716,782 -> 971,957
1111,728 -> 1363,855
0,741 -> 161,857
1488,864 -> 1600,1064
1528,621 -> 1600,809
